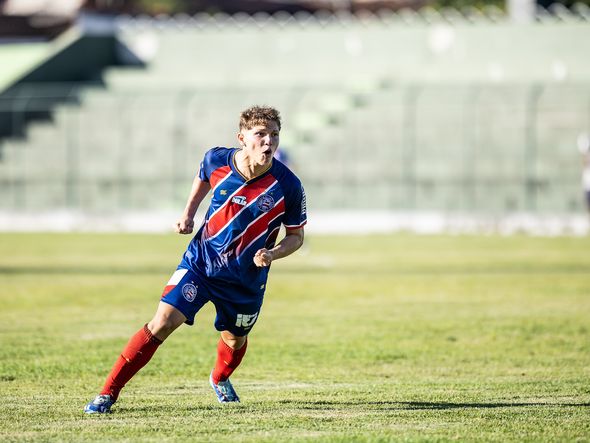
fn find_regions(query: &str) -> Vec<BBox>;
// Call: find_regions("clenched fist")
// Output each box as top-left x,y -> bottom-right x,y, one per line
253,248 -> 273,267
175,217 -> 194,234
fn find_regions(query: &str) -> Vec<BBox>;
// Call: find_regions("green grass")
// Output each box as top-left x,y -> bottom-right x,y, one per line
0,233 -> 589,442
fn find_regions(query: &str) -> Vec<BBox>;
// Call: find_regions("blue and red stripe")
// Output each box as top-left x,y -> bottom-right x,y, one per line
205,174 -> 277,240
234,198 -> 286,258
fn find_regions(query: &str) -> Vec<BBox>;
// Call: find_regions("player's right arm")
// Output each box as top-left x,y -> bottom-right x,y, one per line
175,175 -> 211,234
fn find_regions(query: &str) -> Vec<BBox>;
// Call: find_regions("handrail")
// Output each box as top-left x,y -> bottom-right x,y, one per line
106,3 -> 590,31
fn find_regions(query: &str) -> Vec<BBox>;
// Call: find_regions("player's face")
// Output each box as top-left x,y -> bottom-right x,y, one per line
239,122 -> 280,167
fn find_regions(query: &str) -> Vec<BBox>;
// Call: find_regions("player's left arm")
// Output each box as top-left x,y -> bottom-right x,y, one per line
253,227 -> 304,267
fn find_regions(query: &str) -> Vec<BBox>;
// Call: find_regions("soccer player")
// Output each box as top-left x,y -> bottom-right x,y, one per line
84,106 -> 307,413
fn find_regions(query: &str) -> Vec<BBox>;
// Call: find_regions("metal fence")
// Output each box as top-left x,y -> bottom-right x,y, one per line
1,82 -> 589,215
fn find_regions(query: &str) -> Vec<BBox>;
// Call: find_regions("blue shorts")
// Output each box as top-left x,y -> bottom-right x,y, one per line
160,267 -> 263,337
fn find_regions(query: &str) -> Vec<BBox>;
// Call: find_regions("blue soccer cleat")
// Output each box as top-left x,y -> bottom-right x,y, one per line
84,394 -> 115,414
209,372 -> 240,403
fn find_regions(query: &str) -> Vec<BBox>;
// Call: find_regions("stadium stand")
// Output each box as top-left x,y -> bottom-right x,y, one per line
1,6 -> 590,223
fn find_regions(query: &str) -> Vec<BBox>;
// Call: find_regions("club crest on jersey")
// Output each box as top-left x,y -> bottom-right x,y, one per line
232,196 -> 247,206
256,194 -> 275,212
181,283 -> 198,302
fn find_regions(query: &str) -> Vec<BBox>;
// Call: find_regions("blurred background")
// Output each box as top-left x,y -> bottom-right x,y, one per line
1,0 -> 589,234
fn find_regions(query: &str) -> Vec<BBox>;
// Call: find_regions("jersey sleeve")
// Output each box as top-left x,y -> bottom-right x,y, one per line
198,148 -> 219,183
283,182 -> 307,229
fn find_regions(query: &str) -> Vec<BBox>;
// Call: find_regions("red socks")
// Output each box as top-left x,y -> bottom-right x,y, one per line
100,324 -> 162,401
99,326 -> 247,400
211,338 -> 248,384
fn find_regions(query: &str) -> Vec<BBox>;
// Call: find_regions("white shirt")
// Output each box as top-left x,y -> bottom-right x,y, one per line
583,155 -> 590,190
583,166 -> 590,191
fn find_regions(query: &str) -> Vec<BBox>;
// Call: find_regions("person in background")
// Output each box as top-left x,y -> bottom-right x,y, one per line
578,132 -> 590,217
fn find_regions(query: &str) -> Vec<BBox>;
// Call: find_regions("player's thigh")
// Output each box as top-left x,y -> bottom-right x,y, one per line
160,268 -> 209,326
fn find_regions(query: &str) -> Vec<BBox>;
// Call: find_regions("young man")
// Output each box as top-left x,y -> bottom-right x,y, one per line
84,106 -> 306,413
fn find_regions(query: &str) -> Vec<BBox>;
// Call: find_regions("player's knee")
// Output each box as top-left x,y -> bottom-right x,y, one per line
147,302 -> 187,340
221,331 -> 247,350
147,316 -> 180,341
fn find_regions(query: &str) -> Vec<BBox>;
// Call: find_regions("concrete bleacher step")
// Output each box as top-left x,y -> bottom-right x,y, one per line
23,121 -> 64,143
3,15 -> 590,214
0,182 -> 68,210
534,183 -> 585,212
1,136 -> 66,177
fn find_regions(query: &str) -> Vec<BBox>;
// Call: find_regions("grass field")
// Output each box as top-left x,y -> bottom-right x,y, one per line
0,232 -> 589,442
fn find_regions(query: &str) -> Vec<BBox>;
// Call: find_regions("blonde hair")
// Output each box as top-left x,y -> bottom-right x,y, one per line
239,105 -> 281,131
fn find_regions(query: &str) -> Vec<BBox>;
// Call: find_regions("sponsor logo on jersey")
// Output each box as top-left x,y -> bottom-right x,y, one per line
235,312 -> 259,329
220,189 -> 227,196
232,195 -> 247,206
181,282 -> 198,302
256,194 -> 275,212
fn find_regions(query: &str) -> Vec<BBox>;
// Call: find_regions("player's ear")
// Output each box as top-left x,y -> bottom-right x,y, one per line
237,132 -> 245,147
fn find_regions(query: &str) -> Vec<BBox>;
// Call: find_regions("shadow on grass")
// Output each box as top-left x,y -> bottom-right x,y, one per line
276,400 -> 590,411
112,400 -> 590,416
399,401 -> 590,410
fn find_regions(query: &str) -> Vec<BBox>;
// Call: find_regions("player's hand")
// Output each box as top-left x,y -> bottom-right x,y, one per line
175,217 -> 194,234
253,248 -> 273,267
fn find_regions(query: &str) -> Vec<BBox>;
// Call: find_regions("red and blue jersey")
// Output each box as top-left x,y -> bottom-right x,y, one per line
179,147 -> 307,300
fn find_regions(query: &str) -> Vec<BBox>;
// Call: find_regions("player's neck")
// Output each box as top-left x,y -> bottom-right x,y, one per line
234,149 -> 271,181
